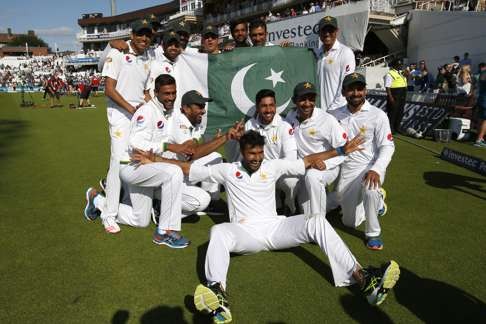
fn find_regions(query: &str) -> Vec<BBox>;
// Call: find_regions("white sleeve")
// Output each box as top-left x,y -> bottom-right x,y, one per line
322,117 -> 347,170
128,107 -> 165,154
98,44 -> 112,72
280,121 -> 297,160
189,163 -> 228,184
272,159 -> 306,178
370,113 -> 395,178
101,49 -> 121,80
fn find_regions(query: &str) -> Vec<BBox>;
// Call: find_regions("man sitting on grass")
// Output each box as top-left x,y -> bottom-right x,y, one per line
131,130 -> 400,324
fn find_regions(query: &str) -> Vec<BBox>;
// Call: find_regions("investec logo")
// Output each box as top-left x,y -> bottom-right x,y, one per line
267,23 -> 320,48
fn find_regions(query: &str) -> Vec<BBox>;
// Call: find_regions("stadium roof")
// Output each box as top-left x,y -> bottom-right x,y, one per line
78,1 -> 179,27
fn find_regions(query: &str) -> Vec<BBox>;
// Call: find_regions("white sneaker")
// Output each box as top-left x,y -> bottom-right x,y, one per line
102,217 -> 120,234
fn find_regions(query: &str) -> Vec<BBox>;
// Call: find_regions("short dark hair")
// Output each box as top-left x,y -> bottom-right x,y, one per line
239,130 -> 265,150
249,19 -> 267,32
454,56 -> 460,61
255,89 -> 275,106
230,19 -> 247,33
154,74 -> 176,90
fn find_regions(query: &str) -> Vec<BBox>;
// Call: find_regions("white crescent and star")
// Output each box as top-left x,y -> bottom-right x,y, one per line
230,63 -> 291,115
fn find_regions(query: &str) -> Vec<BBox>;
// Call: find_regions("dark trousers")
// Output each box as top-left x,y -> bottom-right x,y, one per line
387,87 -> 407,134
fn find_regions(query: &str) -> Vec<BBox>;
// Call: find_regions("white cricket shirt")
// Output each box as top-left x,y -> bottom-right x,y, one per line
286,107 -> 347,170
329,100 -> 395,178
121,97 -> 174,162
244,114 -> 297,160
317,40 -> 355,111
189,159 -> 306,223
168,113 -> 205,161
102,43 -> 151,111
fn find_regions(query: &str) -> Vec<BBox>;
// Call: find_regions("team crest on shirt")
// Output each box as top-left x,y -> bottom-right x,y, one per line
144,63 -> 149,71
259,172 -> 268,181
271,135 -> 278,143
327,58 -> 334,64
125,55 -> 133,63
157,120 -> 164,129
106,57 -> 113,63
308,128 -> 317,136
235,171 -> 243,179
136,115 -> 145,125
387,133 -> 394,141
113,130 -> 123,138
359,125 -> 367,136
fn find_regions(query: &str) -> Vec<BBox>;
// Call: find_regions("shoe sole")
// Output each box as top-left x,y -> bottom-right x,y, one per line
379,187 -> 387,201
194,285 -> 232,323
152,239 -> 189,249
375,260 -> 400,306
84,188 -> 97,221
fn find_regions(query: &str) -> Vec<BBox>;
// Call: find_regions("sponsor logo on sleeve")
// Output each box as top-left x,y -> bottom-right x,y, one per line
235,171 -> 243,179
157,120 -> 164,129
136,115 -> 145,125
387,133 -> 393,141
289,128 -> 294,135
125,55 -> 133,63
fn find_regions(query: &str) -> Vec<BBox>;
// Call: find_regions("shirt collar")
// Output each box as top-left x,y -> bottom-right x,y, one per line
346,100 -> 371,114
152,97 -> 172,117
179,113 -> 197,130
320,39 -> 341,55
256,114 -> 281,129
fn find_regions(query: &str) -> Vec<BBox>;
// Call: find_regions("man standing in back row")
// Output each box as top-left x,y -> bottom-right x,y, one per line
100,19 -> 153,233
316,16 -> 355,111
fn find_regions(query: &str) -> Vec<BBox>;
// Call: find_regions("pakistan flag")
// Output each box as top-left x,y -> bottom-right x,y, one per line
176,46 -> 317,134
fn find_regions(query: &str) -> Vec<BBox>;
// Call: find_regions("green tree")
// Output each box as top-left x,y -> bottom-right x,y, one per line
8,34 -> 48,47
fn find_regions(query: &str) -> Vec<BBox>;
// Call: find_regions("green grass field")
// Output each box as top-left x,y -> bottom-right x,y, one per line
1,92 -> 485,323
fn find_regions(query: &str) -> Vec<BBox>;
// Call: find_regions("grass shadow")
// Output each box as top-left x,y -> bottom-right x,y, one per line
140,305 -> 188,324
326,208 -> 366,243
423,171 -> 486,201
0,119 -> 30,166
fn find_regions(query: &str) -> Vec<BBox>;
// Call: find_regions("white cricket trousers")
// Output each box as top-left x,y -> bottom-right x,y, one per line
205,214 -> 358,290
103,107 -> 131,220
300,167 -> 340,215
120,162 -> 183,232
336,164 -> 385,238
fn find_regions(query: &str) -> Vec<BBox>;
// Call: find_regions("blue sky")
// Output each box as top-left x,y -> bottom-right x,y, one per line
0,0 -> 171,51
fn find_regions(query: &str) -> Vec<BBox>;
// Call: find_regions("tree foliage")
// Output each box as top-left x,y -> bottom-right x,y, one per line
8,34 -> 48,47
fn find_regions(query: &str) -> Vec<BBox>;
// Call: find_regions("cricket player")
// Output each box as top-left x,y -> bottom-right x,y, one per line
316,16 -> 355,111
244,89 -> 299,213
329,73 -> 395,251
286,81 -> 347,216
100,19 -> 153,234
132,131 -> 400,323
145,30 -> 182,99
165,90 -> 245,216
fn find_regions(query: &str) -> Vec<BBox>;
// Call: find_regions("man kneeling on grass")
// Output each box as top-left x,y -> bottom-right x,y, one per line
131,130 -> 400,324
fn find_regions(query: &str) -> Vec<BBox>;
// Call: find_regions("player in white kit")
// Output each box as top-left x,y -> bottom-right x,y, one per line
316,16 -> 355,111
164,90 -> 245,217
100,20 -> 153,234
286,82 -> 347,216
173,131 -> 398,323
244,89 -> 299,214
329,73 -> 395,251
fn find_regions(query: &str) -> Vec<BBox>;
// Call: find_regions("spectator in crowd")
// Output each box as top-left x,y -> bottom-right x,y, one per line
451,56 -> 461,74
384,59 -> 407,134
415,60 -> 432,93
474,63 -> 486,147
460,52 -> 472,66
457,65 -> 472,95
